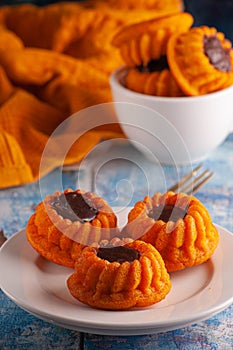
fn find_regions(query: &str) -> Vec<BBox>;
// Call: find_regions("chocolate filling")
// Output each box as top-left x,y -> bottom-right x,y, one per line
136,55 -> 169,73
148,203 -> 188,223
51,192 -> 98,223
203,35 -> 232,72
97,245 -> 140,263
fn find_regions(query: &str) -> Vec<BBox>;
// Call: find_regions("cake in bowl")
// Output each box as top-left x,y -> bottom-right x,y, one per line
167,26 -> 233,96
112,12 -> 193,97
110,11 -> 233,164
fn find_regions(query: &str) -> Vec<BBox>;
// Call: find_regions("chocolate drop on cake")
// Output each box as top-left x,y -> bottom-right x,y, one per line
203,35 -> 232,72
97,245 -> 140,263
148,204 -> 188,223
136,55 -> 169,73
51,192 -> 98,223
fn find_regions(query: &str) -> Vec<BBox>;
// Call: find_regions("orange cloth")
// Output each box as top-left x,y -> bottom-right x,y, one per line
0,1 -> 183,188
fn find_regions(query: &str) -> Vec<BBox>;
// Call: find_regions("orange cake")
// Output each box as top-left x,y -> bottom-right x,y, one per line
167,26 -> 233,95
112,12 -> 193,66
125,67 -> 184,96
112,12 -> 193,96
124,191 -> 220,272
26,189 -> 118,267
67,239 -> 172,310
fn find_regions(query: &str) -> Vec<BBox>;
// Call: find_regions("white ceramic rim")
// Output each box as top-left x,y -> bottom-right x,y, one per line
110,66 -> 233,104
0,208 -> 233,335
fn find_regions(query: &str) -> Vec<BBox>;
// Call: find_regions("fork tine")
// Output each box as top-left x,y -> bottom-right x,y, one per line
180,168 -> 210,193
168,165 -> 214,194
168,164 -> 203,192
185,170 -> 214,195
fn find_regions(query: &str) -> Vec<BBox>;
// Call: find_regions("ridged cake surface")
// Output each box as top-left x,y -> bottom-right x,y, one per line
125,191 -> 220,272
67,240 -> 172,310
167,26 -> 233,95
26,189 -> 118,267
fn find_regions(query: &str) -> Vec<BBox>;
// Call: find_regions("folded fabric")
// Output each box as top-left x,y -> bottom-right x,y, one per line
0,0 -> 183,188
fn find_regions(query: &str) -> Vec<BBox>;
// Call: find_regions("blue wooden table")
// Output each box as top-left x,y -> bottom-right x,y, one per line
1,133 -> 233,350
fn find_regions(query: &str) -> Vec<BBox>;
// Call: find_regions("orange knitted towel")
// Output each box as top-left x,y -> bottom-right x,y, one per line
0,0 -> 183,188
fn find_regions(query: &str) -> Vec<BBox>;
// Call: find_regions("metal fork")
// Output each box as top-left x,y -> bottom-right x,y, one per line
168,164 -> 214,195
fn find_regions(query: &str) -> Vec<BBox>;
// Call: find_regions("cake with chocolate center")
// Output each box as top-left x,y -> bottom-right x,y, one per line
67,239 -> 172,310
124,191 -> 220,272
26,189 -> 118,267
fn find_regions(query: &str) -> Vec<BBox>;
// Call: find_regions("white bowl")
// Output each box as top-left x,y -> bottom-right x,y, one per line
110,67 -> 233,165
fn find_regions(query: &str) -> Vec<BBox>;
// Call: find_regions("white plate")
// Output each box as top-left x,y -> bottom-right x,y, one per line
1,209 -> 233,336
